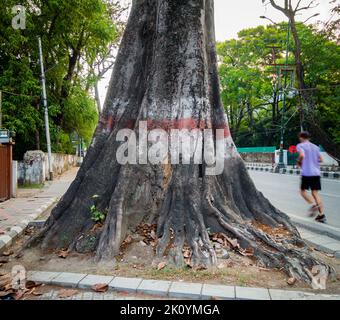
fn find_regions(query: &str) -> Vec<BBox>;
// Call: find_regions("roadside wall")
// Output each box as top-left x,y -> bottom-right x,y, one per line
17,150 -> 80,185
240,152 -> 275,164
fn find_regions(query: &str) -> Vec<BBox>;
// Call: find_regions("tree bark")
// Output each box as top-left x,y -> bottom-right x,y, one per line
31,0 -> 332,285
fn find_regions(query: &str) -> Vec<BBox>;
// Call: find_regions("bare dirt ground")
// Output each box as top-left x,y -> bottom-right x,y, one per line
1,223 -> 340,295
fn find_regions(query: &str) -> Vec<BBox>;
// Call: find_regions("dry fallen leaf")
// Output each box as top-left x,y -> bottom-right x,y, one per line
25,280 -> 40,289
58,250 -> 69,259
31,288 -> 44,296
195,265 -> 208,271
183,250 -> 191,258
150,241 -> 157,247
91,283 -> 108,293
58,289 -> 78,298
157,262 -> 167,270
239,248 -> 254,257
287,277 -> 296,285
2,250 -> 13,257
124,235 -> 132,244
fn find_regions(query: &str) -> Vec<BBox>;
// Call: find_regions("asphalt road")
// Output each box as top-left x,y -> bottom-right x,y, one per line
249,171 -> 340,229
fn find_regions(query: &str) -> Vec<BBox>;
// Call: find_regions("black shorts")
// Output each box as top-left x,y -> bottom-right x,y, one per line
301,176 -> 321,191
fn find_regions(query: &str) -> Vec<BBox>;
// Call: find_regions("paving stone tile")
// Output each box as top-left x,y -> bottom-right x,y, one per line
78,274 -> 114,289
51,272 -> 87,288
168,282 -> 202,299
137,279 -> 171,296
27,271 -> 61,284
235,286 -> 270,300
201,284 -> 235,300
109,277 -> 143,293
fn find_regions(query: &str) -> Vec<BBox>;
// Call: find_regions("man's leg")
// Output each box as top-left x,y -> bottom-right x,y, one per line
300,189 -> 314,205
312,190 -> 325,217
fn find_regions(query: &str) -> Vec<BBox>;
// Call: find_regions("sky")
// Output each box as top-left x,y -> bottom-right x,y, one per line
98,0 -> 336,105
214,0 -> 334,41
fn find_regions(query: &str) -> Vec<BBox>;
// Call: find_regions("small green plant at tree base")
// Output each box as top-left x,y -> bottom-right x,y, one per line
90,205 -> 106,223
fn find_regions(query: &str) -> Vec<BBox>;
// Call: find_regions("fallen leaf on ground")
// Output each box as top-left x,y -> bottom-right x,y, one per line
2,250 -> 13,257
239,248 -> 254,257
287,277 -> 296,285
157,262 -> 167,270
58,289 -> 78,298
124,235 -> 132,244
57,250 -> 69,259
91,283 -> 108,293
226,237 -> 240,249
195,265 -> 208,271
216,238 -> 224,245
150,241 -> 157,247
183,250 -> 191,258
25,280 -> 41,289
31,288 -> 44,296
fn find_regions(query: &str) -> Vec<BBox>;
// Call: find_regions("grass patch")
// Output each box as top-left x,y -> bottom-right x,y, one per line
19,183 -> 44,189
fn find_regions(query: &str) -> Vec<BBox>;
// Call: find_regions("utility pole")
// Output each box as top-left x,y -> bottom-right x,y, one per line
278,19 -> 291,170
38,37 -> 53,181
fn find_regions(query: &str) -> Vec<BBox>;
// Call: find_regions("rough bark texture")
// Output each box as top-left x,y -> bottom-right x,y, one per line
33,0 -> 332,285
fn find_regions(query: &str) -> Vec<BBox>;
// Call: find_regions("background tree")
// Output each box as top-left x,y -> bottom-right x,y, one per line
0,0 -> 124,158
264,0 -> 340,159
217,21 -> 339,153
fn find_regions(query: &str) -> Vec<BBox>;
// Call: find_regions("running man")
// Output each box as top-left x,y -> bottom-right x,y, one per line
297,131 -> 326,223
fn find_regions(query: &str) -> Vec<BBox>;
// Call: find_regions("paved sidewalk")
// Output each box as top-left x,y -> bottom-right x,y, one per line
26,271 -> 340,300
298,227 -> 340,258
0,168 -> 78,251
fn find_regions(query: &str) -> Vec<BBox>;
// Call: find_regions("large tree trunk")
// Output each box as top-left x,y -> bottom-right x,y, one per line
32,0 -> 331,285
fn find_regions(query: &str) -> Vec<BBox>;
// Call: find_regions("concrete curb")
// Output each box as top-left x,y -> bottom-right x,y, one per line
0,197 -> 57,253
292,215 -> 340,241
246,166 -> 340,180
26,271 -> 340,300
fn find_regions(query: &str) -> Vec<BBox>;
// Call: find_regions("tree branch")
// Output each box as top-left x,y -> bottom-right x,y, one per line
296,0 -> 319,12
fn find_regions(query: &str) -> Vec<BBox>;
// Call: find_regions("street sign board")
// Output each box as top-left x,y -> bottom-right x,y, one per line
0,129 -> 10,143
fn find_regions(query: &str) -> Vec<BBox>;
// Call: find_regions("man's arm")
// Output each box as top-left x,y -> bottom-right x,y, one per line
297,151 -> 304,167
296,145 -> 304,167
